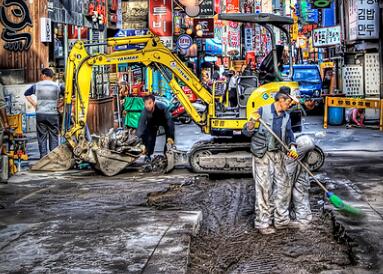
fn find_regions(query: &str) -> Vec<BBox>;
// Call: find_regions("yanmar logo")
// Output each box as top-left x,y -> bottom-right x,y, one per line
117,56 -> 138,62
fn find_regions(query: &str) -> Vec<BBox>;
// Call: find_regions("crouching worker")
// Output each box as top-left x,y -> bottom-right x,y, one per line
136,94 -> 175,162
243,87 -> 299,235
286,135 -> 316,230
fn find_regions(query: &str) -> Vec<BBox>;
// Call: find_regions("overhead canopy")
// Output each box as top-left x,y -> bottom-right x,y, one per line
218,13 -> 294,26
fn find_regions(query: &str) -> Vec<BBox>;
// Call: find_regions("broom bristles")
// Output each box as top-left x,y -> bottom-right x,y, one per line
326,192 -> 362,216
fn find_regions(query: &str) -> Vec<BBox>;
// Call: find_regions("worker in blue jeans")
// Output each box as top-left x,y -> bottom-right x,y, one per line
24,68 -> 64,158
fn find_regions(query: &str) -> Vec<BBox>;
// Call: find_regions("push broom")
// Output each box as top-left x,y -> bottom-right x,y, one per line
258,118 -> 362,216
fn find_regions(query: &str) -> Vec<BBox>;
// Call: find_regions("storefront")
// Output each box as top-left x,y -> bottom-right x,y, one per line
0,0 -> 49,84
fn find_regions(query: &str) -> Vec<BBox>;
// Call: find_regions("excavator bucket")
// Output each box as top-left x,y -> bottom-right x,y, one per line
93,148 -> 141,176
165,149 -> 175,173
31,143 -> 75,171
165,146 -> 188,173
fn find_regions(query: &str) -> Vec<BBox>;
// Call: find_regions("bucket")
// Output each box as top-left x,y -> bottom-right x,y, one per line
328,107 -> 344,125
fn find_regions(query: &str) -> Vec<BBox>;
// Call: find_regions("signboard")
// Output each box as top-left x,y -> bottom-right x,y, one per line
199,0 -> 214,16
311,0 -> 332,9
114,29 -> 148,50
117,0 -> 122,29
205,38 -> 222,55
290,14 -> 298,41
176,34 -> 193,50
244,25 -> 254,51
149,0 -> 173,48
349,0 -> 380,40
225,0 -> 240,13
193,18 -> 214,38
313,25 -> 341,47
40,18 -> 52,42
254,0 -> 262,13
306,3 -> 319,23
226,21 -> 241,56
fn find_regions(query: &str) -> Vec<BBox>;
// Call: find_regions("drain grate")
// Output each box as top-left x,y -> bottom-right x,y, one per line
230,257 -> 279,274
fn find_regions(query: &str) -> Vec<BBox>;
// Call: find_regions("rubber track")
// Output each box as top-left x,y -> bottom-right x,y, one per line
189,140 -> 252,174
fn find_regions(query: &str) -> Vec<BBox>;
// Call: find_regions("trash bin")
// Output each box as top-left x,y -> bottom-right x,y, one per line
328,107 -> 344,125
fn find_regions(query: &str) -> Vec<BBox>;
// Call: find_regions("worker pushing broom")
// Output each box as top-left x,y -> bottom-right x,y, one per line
243,86 -> 362,235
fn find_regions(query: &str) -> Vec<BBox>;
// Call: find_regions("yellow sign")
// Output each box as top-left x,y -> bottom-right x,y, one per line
290,14 -> 298,41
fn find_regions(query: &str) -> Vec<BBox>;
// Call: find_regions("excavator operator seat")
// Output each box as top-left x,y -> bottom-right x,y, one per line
237,76 -> 258,117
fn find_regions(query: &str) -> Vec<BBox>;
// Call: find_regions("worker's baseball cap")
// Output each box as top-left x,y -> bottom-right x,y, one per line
278,86 -> 299,103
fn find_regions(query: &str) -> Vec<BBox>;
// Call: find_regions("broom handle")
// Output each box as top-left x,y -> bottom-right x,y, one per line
258,118 -> 328,193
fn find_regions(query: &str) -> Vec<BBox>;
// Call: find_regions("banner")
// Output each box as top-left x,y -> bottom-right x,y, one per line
149,0 -> 173,48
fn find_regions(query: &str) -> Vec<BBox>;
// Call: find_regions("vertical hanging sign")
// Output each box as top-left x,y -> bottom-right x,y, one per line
199,0 -> 214,16
117,0 -> 122,29
349,0 -> 379,40
149,0 -> 173,49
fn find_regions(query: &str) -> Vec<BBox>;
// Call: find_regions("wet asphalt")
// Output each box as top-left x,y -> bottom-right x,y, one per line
1,115 -> 383,273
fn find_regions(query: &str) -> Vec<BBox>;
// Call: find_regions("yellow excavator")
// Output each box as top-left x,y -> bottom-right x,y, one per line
31,13 -> 324,176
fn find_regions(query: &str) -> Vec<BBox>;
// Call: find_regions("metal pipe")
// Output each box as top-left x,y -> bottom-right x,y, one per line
264,24 -> 283,81
278,25 -> 294,81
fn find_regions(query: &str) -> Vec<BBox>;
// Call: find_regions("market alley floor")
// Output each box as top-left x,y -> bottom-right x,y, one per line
1,116 -> 383,273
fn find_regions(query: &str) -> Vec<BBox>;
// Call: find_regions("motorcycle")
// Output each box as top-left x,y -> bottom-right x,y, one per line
155,95 -> 206,125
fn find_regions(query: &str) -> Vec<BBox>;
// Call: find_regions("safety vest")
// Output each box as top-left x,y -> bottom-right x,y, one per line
250,104 -> 290,158
35,80 -> 61,115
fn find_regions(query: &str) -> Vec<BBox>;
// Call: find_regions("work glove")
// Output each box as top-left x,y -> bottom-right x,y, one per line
139,144 -> 147,155
249,111 -> 260,122
287,146 -> 299,160
167,138 -> 175,145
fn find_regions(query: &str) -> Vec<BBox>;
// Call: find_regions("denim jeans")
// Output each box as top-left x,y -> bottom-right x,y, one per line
36,113 -> 59,158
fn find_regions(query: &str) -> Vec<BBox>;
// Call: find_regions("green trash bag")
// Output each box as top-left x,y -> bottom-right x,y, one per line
123,97 -> 144,129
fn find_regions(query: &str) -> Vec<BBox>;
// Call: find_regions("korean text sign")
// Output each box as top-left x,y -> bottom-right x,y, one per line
349,0 -> 379,40
313,25 -> 341,47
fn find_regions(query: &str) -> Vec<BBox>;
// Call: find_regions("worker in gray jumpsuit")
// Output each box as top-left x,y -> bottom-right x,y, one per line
243,87 -> 299,235
286,135 -> 316,230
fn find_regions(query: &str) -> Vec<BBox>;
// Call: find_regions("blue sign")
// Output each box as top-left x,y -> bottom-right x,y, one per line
176,34 -> 193,50
114,29 -> 148,50
205,38 -> 222,56
306,3 -> 319,23
322,2 -> 335,27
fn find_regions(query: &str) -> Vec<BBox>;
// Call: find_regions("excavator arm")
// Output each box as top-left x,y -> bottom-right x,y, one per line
32,33 -> 215,175
65,34 -> 214,141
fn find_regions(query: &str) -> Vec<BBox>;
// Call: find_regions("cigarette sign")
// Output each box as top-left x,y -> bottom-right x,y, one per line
177,34 -> 193,50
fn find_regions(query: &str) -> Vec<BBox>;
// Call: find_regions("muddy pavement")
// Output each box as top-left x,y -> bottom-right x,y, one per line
148,176 -> 353,274
322,154 -> 383,273
0,173 -> 202,273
